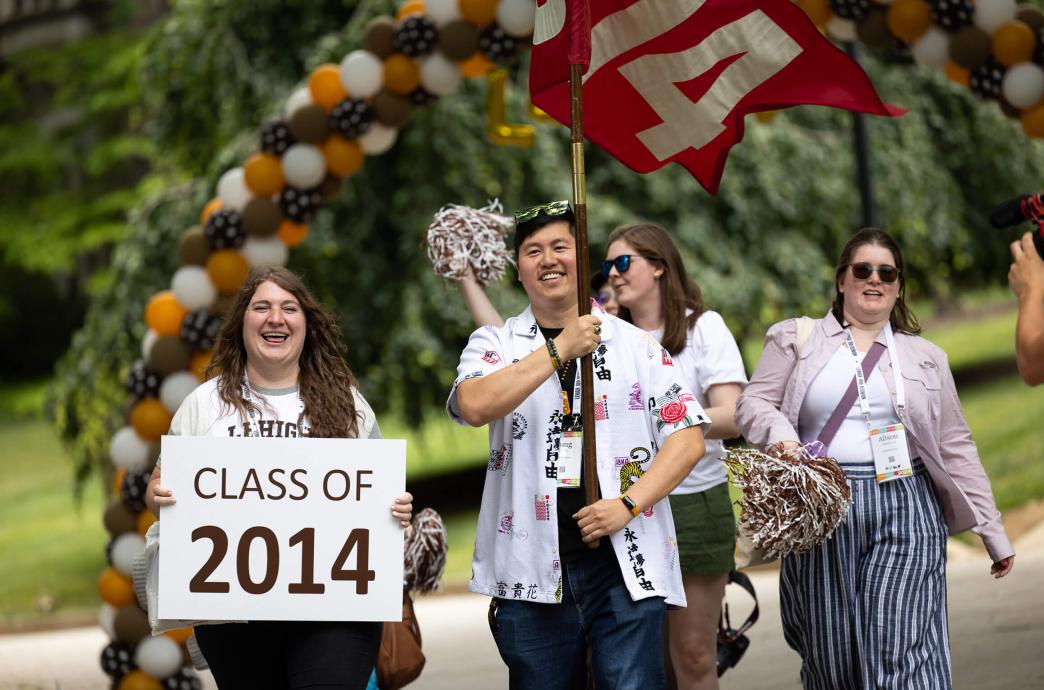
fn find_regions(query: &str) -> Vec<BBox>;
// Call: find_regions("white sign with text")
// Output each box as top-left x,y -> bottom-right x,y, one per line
158,436 -> 405,622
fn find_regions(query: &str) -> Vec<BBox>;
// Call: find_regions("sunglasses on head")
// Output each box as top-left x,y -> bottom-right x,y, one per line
849,262 -> 900,283
601,254 -> 644,277
514,200 -> 571,225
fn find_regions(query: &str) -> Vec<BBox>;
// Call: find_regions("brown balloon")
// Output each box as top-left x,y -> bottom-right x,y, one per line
319,173 -> 344,201
147,336 -> 191,377
363,17 -> 397,59
439,20 -> 480,62
288,104 -> 329,144
949,26 -> 992,70
856,7 -> 891,50
999,97 -> 1022,119
103,501 -> 139,537
373,90 -> 413,128
1016,5 -> 1044,34
210,294 -> 236,317
178,226 -> 209,266
113,603 -> 151,645
242,197 -> 283,237
146,442 -> 160,471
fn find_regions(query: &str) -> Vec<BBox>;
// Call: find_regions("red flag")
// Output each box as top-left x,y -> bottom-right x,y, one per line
530,0 -> 903,194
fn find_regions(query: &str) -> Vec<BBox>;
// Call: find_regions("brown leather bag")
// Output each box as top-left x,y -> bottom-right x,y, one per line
377,593 -> 425,690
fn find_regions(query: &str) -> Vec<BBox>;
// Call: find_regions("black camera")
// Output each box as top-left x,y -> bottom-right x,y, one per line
990,193 -> 1044,258
716,570 -> 760,677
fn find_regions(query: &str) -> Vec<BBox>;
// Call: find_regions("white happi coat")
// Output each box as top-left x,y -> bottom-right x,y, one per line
446,305 -> 710,606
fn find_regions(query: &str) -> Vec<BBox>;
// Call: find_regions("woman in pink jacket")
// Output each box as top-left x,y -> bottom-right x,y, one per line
735,228 -> 1014,690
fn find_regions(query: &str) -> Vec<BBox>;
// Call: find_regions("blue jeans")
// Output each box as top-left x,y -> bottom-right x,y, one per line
490,547 -> 666,690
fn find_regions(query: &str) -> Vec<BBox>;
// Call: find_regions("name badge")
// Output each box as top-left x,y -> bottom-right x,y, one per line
558,430 -> 582,488
869,423 -> 913,483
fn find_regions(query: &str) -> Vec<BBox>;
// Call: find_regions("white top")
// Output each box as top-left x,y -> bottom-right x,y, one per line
446,306 -> 710,607
651,310 -> 747,494
798,346 -> 899,464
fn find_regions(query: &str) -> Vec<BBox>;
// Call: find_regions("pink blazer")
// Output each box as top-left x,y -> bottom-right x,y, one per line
736,311 -> 1013,562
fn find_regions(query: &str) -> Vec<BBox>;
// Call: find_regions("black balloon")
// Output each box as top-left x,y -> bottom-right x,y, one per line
100,641 -> 135,678
180,309 -> 222,351
969,58 -> 1006,100
829,0 -> 870,22
409,86 -> 439,107
125,360 -> 161,401
120,469 -> 151,513
930,0 -> 974,33
279,186 -> 321,223
162,669 -> 204,690
479,23 -> 520,64
329,97 -> 374,139
259,118 -> 296,156
204,209 -> 246,250
395,15 -> 438,58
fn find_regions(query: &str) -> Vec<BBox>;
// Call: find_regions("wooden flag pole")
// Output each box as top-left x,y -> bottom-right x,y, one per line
569,63 -> 600,548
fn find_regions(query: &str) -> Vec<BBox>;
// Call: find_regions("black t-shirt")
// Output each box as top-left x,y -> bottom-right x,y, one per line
539,326 -> 609,563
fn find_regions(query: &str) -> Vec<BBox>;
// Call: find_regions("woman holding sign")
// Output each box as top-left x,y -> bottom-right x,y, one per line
147,266 -> 413,690
735,229 -> 1014,689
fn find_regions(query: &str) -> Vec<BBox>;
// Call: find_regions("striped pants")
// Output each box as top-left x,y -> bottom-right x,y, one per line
779,462 -> 951,690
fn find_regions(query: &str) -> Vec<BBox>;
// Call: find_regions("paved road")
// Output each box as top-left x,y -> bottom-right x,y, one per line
2,528 -> 1042,690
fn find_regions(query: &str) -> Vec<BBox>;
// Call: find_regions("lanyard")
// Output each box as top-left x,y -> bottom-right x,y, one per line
240,376 -> 305,437
559,360 -> 582,418
841,323 -> 906,426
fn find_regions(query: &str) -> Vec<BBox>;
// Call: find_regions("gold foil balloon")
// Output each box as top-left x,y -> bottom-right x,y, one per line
487,68 -> 534,147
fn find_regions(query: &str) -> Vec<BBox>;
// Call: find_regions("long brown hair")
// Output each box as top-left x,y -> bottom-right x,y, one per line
607,223 -> 705,355
207,266 -> 362,438
832,228 -> 921,335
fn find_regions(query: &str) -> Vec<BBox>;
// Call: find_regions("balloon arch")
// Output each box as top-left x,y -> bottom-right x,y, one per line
95,0 -> 1044,687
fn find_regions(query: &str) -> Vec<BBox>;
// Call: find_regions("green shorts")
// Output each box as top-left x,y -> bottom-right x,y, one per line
669,483 -> 736,577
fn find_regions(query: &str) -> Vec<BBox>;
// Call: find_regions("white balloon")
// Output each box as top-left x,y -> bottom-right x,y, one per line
281,144 -> 326,189
911,27 -> 951,68
284,86 -> 314,118
419,54 -> 462,96
426,0 -> 461,26
217,167 -> 253,213
99,603 -> 117,641
1002,62 -> 1044,109
141,329 -> 158,361
111,532 -> 145,578
170,265 -> 216,311
134,635 -> 183,680
497,0 -> 537,37
339,50 -> 383,99
110,426 -> 152,471
359,123 -> 398,155
825,16 -> 857,42
241,236 -> 289,267
159,372 -> 201,414
973,0 -> 1017,34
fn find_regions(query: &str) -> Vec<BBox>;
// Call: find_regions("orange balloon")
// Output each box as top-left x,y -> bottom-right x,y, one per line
243,152 -> 285,197
118,670 -> 163,690
459,51 -> 494,78
945,61 -> 970,86
308,63 -> 350,111
459,0 -> 497,26
796,0 -> 833,27
113,468 -> 127,494
886,0 -> 932,43
206,249 -> 250,294
144,291 -> 188,337
189,350 -> 213,382
137,509 -> 157,536
200,197 -> 223,224
322,135 -> 364,178
384,53 -> 421,95
98,568 -> 136,607
277,220 -> 309,248
164,625 -> 195,645
397,0 -> 425,20
1022,102 -> 1044,137
130,398 -> 172,442
993,20 -> 1036,67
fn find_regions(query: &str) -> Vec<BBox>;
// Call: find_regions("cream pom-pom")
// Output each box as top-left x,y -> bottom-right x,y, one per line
425,200 -> 514,286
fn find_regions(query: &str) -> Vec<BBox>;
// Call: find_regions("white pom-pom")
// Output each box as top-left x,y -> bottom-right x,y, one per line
110,426 -> 152,471
420,54 -> 462,96
171,265 -> 217,311
217,167 -> 253,213
281,144 -> 326,189
134,635 -> 183,680
159,372 -> 201,414
1002,62 -> 1044,109
339,50 -> 383,98
911,27 -> 951,68
497,0 -> 536,37
359,123 -> 398,155
425,200 -> 514,286
111,532 -> 145,577
242,236 -> 290,267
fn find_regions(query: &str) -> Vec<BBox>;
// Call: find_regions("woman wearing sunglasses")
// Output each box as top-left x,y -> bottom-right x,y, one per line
604,223 -> 746,690
735,228 -> 1014,689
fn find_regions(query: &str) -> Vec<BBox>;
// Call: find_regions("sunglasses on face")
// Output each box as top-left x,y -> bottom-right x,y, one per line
514,200 -> 571,225
849,262 -> 900,283
601,254 -> 645,277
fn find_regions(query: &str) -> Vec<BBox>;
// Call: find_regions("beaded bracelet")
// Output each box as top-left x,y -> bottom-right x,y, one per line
545,337 -> 562,371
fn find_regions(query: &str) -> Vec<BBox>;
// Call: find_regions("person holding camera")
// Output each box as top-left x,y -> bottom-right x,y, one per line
736,228 -> 1014,690
1008,231 -> 1044,385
